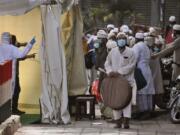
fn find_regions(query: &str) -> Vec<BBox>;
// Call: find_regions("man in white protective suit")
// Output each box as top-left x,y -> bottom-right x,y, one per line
0,32 -> 36,65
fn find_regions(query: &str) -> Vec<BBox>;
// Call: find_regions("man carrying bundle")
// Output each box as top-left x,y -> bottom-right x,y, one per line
104,33 -> 137,129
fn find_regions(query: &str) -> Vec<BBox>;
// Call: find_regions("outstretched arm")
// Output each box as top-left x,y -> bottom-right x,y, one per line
12,37 -> 36,59
18,53 -> 36,61
152,38 -> 180,59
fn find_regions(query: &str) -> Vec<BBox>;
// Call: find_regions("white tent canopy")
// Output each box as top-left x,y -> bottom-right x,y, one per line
0,0 -> 41,15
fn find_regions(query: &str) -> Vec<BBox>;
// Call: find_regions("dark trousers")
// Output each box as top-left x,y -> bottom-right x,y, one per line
12,77 -> 21,111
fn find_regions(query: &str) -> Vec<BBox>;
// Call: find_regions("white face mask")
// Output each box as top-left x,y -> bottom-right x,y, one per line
117,39 -> 126,47
94,43 -> 100,48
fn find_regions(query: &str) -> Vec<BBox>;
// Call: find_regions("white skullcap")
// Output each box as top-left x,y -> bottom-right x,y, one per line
113,28 -> 119,33
97,30 -> 108,39
110,28 -> 118,34
120,25 -> 129,33
173,24 -> 180,31
1,32 -> 11,44
86,34 -> 91,38
129,29 -> 133,35
169,16 -> 176,22
87,35 -> 96,44
135,32 -> 144,39
144,32 -> 149,37
148,27 -> 157,36
108,32 -> 116,39
149,27 -> 155,33
107,24 -> 115,29
117,32 -> 127,38
106,40 -> 117,49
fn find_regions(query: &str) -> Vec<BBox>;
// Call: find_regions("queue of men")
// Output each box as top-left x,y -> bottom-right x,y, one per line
84,16 -> 180,129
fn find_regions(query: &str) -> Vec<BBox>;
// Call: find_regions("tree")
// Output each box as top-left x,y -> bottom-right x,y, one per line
82,0 -> 144,31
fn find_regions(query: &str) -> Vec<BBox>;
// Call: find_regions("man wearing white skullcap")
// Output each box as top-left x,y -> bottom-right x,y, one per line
133,32 -> 155,119
0,32 -> 36,65
153,24 -> 180,81
165,16 -> 176,44
113,28 -> 119,35
105,32 -> 136,129
94,29 -> 110,119
97,30 -> 108,39
120,25 -> 129,34
106,32 -> 117,51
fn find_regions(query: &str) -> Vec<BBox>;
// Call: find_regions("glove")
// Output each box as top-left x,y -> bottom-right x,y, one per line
30,37 -> 36,45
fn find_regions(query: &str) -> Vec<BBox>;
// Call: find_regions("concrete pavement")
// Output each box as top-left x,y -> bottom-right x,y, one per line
14,111 -> 180,135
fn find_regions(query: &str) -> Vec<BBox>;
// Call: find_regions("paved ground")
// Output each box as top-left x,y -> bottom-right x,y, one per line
14,110 -> 180,135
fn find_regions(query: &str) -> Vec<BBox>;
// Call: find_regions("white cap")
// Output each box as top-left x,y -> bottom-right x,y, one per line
113,28 -> 119,33
169,16 -> 176,22
97,30 -> 108,39
117,32 -> 127,38
135,32 -> 144,39
129,29 -> 133,35
144,32 -> 149,37
149,27 -> 157,36
1,32 -> 11,44
173,24 -> 180,31
107,24 -> 115,29
120,25 -> 129,33
108,32 -> 116,39
106,40 -> 117,49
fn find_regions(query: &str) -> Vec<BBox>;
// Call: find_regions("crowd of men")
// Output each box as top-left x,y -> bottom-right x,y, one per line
83,16 -> 180,129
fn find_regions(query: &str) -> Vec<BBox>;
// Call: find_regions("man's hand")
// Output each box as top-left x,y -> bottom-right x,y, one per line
32,53 -> 36,58
30,37 -> 36,45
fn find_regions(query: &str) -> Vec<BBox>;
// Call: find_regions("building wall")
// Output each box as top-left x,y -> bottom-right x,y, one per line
164,0 -> 180,25
80,0 -> 180,27
133,0 -> 151,25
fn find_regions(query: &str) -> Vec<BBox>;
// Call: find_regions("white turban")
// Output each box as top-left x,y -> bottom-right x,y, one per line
173,24 -> 180,31
106,40 -> 117,49
107,24 -> 115,29
97,30 -> 108,39
169,16 -> 176,22
1,32 -> 11,44
135,32 -> 144,39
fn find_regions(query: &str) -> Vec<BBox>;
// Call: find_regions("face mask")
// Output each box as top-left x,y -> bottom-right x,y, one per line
117,39 -> 126,47
153,47 -> 160,52
94,43 -> 100,48
97,39 -> 102,43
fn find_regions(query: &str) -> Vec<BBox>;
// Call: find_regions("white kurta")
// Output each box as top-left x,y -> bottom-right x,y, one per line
0,42 -> 34,64
105,47 -> 136,86
133,41 -> 155,95
104,47 -> 137,119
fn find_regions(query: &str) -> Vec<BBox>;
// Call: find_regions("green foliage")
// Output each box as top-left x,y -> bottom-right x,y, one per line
82,0 -> 144,31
